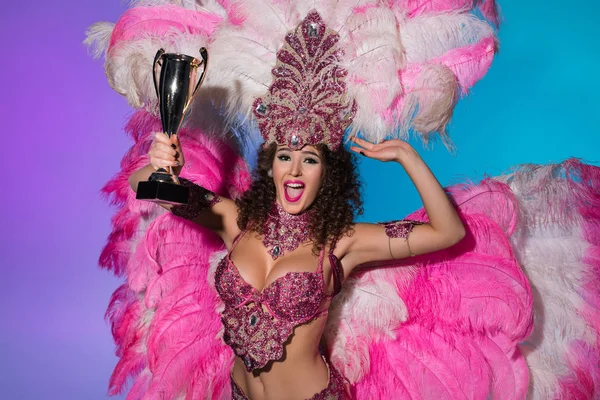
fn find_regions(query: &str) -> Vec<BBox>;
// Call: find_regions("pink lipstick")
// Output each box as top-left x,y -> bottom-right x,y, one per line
284,180 -> 305,203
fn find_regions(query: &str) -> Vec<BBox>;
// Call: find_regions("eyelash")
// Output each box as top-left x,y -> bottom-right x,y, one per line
277,155 -> 319,164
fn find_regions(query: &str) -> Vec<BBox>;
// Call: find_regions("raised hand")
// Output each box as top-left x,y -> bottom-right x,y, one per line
148,132 -> 185,175
350,137 -> 420,164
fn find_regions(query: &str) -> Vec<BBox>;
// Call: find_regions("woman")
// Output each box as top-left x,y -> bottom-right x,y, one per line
128,129 -> 465,399
91,2 -> 600,399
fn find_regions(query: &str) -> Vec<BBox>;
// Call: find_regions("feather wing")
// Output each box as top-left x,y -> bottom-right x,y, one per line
325,179 -> 533,399
99,111 -> 251,399
496,160 -> 600,399
325,160 -> 600,399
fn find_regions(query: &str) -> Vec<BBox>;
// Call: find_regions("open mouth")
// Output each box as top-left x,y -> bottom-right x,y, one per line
284,181 -> 305,203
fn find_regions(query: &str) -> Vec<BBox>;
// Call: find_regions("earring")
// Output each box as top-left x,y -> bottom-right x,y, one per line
267,169 -> 273,177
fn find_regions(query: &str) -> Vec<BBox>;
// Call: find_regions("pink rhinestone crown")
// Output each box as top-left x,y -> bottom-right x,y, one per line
253,10 -> 356,151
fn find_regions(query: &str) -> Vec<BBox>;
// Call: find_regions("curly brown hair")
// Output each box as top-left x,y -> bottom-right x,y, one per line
236,143 -> 363,253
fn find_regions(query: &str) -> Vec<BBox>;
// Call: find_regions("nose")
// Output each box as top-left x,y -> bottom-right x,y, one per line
290,157 -> 302,176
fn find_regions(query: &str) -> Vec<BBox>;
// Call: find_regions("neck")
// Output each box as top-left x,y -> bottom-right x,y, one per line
262,201 -> 312,259
272,201 -> 311,218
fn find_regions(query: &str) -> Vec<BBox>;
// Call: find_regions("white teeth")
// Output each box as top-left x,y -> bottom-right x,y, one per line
286,183 -> 304,188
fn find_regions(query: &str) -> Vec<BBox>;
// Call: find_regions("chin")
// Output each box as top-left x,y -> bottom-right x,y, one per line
279,197 -> 313,214
281,202 -> 304,214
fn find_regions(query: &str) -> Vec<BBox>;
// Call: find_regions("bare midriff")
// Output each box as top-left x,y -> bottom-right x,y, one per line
231,316 -> 330,400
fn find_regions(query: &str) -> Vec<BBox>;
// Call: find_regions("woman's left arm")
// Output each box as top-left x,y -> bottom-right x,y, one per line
339,138 -> 466,273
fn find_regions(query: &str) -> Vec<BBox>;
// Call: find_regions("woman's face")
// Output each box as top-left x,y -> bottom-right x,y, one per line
272,145 -> 325,214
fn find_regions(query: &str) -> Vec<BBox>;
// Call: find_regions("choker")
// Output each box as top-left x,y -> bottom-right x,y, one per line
263,203 -> 312,259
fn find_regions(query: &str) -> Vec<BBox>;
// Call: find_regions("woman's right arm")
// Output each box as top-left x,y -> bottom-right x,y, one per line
129,132 -> 241,247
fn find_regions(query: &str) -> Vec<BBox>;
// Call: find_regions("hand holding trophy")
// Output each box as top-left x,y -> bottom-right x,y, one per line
136,48 -> 208,204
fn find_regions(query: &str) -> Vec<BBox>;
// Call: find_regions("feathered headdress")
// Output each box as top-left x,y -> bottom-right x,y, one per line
252,11 -> 355,150
86,0 -> 499,150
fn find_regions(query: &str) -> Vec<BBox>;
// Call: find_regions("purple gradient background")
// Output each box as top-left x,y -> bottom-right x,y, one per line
1,1 -> 598,399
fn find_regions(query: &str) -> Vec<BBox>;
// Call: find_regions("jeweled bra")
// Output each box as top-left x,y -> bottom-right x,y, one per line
214,232 -> 343,371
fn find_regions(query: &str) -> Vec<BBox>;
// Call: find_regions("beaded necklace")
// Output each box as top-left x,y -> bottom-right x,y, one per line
262,203 -> 312,259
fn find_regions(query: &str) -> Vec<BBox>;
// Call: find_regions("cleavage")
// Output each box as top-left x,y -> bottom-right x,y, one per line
229,235 -> 319,294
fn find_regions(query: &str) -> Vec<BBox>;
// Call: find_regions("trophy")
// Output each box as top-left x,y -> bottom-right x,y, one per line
136,48 -> 208,204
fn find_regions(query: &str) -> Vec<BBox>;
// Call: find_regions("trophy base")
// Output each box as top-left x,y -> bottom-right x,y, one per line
137,179 -> 189,205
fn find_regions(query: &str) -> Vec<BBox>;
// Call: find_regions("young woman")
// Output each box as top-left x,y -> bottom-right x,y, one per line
91,3 -> 600,399
128,130 -> 465,399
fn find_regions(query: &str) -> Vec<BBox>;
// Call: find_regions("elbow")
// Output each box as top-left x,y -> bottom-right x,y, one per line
439,224 -> 465,248
128,175 -> 138,193
450,224 -> 466,246
430,224 -> 466,253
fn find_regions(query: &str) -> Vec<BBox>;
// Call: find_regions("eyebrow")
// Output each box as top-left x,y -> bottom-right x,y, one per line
277,147 -> 321,159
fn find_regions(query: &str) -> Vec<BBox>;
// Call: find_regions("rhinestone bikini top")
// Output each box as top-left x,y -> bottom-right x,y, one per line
214,232 -> 343,371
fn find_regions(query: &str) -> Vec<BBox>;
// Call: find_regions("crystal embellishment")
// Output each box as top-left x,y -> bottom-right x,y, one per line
255,103 -> 268,115
272,245 -> 281,257
252,10 -> 356,151
379,219 -> 424,239
249,314 -> 258,326
215,253 -> 326,371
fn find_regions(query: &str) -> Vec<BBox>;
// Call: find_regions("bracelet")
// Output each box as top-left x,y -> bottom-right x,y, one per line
171,178 -> 222,221
379,219 -> 423,258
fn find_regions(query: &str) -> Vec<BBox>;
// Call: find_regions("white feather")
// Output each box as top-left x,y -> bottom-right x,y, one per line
344,7 -> 405,143
105,31 -> 210,110
129,0 -> 226,20
84,22 -> 115,59
497,164 -> 597,399
401,12 -> 495,64
325,267 -> 415,383
400,64 -> 458,147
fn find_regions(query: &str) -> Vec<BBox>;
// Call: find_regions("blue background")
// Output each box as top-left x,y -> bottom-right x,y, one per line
0,0 -> 598,399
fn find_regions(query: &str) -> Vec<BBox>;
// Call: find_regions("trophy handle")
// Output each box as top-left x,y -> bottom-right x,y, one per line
152,48 -> 165,99
184,47 -> 209,111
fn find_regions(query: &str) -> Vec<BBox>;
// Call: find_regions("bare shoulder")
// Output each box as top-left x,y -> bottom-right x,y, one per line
335,223 -> 380,250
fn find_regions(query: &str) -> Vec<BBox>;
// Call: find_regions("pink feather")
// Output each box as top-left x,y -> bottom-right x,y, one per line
435,36 -> 498,93
553,161 -> 600,398
396,0 -> 499,26
108,5 -> 222,52
99,111 -> 250,397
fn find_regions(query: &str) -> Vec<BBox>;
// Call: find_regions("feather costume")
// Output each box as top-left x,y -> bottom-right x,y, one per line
87,1 -> 600,398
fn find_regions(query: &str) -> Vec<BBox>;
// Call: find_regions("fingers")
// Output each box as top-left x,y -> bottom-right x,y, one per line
154,131 -> 171,145
350,135 -> 383,157
350,146 -> 371,157
350,136 -> 375,150
150,132 -> 181,169
149,148 -> 180,168
151,157 -> 180,169
151,141 -> 177,157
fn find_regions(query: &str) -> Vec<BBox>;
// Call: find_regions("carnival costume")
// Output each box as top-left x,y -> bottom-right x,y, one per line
87,1 -> 600,399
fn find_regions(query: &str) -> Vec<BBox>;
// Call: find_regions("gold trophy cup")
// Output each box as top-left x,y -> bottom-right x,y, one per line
136,48 -> 208,204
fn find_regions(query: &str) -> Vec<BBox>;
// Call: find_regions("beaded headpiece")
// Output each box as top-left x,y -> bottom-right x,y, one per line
252,11 -> 356,151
